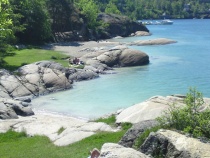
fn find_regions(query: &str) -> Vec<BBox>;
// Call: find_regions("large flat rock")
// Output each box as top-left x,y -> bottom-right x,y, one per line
0,112 -> 118,146
99,143 -> 149,158
116,95 -> 210,124
130,38 -> 177,46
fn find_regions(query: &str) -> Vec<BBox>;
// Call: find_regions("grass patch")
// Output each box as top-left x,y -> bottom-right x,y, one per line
2,49 -> 69,71
121,122 -> 132,131
0,130 -> 127,158
94,114 -> 116,127
57,127 -> 65,135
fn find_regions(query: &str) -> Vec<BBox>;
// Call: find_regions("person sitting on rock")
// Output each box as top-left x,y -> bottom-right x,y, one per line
73,57 -> 80,65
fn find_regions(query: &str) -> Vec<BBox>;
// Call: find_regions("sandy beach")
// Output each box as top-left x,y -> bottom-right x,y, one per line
51,40 -> 121,57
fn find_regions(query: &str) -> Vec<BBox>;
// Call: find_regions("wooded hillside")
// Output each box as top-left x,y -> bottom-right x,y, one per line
95,0 -> 210,19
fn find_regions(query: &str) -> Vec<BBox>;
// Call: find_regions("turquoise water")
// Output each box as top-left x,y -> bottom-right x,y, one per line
32,19 -> 210,119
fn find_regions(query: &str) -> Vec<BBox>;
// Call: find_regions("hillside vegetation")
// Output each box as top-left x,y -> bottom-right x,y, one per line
96,0 -> 210,20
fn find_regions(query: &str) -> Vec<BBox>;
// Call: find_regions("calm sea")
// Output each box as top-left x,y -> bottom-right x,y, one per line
32,19 -> 210,119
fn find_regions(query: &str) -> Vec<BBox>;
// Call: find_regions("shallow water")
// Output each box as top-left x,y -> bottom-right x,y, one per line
32,19 -> 210,119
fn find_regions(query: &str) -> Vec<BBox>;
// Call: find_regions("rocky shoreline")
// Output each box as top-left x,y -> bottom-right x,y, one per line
0,36 -> 178,119
2,35 -> 210,157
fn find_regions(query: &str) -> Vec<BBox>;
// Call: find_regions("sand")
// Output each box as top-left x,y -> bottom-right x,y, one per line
51,40 -> 120,57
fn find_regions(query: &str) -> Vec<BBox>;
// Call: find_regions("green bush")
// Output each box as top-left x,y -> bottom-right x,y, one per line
157,88 -> 210,139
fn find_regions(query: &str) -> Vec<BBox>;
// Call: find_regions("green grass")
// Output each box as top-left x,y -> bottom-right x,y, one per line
94,114 -> 116,127
57,127 -> 66,135
2,49 -> 69,71
0,129 -> 127,158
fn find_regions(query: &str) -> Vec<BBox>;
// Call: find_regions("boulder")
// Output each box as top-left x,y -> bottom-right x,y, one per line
80,51 -> 105,63
131,38 -> 177,46
0,73 -> 34,97
35,60 -> 68,73
84,59 -> 112,73
68,69 -> 99,81
81,46 -> 149,68
96,13 -> 149,39
96,50 -> 122,67
42,68 -> 70,91
99,143 -> 149,158
116,95 -> 210,124
0,98 -> 34,119
135,31 -> 151,36
119,120 -> 158,148
0,85 -> 11,99
119,49 -> 149,66
0,61 -> 76,119
0,102 -> 18,119
19,62 -> 72,92
140,129 -> 210,158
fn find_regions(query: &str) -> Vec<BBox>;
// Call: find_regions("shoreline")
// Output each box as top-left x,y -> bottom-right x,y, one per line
51,40 -> 121,57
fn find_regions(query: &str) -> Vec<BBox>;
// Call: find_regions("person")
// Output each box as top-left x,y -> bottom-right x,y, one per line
73,57 -> 80,65
76,57 -> 80,64
90,148 -> 100,158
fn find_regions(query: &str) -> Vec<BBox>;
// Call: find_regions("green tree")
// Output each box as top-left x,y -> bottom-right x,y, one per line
46,0 -> 74,41
76,0 -> 99,29
105,2 -> 121,14
0,0 -> 13,63
10,0 -> 52,44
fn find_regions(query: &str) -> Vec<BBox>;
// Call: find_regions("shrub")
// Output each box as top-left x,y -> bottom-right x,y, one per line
157,88 -> 210,139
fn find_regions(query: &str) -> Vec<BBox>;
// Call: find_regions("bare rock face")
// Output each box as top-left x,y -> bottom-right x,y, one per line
0,61 -> 73,119
130,38 -> 177,46
68,69 -> 99,81
0,98 -> 34,119
119,49 -> 149,66
99,143 -> 149,158
0,85 -> 11,99
80,46 -> 149,69
119,120 -> 158,148
140,129 -> 210,158
116,95 -> 210,124
16,62 -> 72,96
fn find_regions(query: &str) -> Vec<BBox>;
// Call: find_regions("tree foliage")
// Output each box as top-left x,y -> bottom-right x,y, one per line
95,0 -> 210,19
1,0 -> 210,51
105,1 -> 121,15
0,0 -> 13,63
76,0 -> 99,29
157,88 -> 210,138
10,0 -> 52,44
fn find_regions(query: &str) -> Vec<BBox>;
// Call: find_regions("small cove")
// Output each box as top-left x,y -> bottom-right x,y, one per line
32,19 -> 210,119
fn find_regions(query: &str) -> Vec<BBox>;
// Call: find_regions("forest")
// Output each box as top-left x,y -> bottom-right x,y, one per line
95,0 -> 210,20
0,0 -> 210,56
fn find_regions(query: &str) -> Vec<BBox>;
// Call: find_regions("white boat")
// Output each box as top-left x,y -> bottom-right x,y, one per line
161,19 -> 173,25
